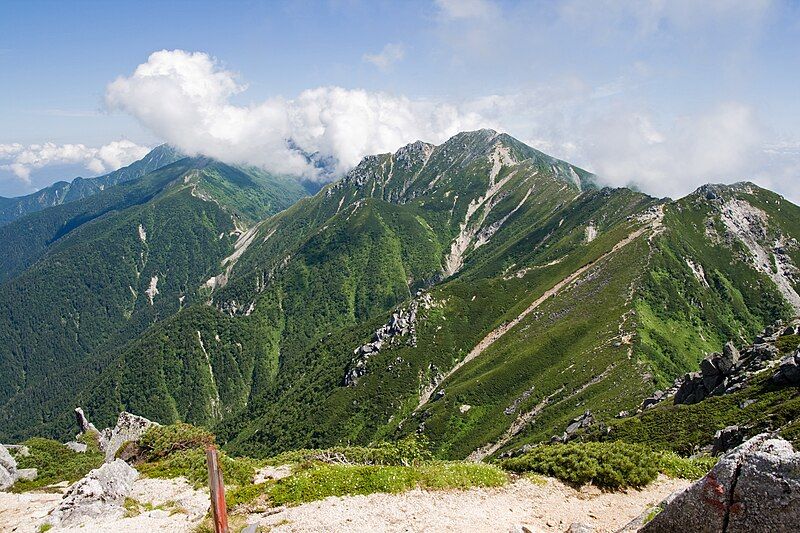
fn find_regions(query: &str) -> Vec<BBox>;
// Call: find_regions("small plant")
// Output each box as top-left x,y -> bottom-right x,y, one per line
499,441 -> 659,489
137,423 -> 215,461
38,524 -> 53,533
656,451 -> 715,479
262,436 -> 432,467
137,447 -> 258,488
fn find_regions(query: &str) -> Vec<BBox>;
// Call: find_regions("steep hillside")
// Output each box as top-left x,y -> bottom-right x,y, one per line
0,144 -> 181,226
0,158 -> 308,441
3,130 -> 798,462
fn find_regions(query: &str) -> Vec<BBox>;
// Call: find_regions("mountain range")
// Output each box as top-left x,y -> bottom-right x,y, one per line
1,129 -> 798,461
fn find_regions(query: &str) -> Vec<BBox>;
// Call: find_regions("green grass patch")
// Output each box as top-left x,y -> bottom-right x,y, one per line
137,447 -> 258,488
263,436 -> 432,467
11,437 -> 103,492
227,461 -> 507,508
499,441 -> 659,489
655,451 -> 715,480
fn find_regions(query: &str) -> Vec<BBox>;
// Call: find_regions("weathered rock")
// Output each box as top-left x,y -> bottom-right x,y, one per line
44,459 -> 138,527
771,351 -> 800,385
101,411 -> 159,463
711,425 -> 746,454
0,445 -> 17,490
65,441 -> 88,453
16,468 -> 37,481
720,341 -> 740,373
641,434 -> 800,533
74,407 -> 98,435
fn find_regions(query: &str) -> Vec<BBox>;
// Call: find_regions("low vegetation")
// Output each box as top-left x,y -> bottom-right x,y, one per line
499,441 -> 714,489
135,423 -> 257,488
11,436 -> 103,492
228,461 -> 507,509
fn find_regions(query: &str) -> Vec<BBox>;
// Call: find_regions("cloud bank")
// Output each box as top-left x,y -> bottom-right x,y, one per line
0,140 -> 149,183
105,50 -> 486,179
102,48 -> 799,202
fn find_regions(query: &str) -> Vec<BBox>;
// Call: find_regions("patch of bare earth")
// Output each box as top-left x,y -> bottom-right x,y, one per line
253,475 -> 689,533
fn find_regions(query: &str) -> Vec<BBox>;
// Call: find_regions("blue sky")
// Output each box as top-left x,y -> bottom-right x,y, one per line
1,0 -> 799,201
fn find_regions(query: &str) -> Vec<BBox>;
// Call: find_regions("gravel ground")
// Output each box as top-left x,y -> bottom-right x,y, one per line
253,475 -> 689,533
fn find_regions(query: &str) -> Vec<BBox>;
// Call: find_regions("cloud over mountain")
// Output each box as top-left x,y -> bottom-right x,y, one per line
105,50 -> 486,180
0,140 -> 149,183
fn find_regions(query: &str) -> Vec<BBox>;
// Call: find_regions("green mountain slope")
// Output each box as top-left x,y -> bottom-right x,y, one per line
3,130 -> 799,462
0,158 -> 308,441
0,144 -> 181,226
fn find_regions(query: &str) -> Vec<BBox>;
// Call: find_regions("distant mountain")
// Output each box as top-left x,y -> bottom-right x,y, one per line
0,157 -> 309,440
0,144 -> 182,226
1,129 -> 798,460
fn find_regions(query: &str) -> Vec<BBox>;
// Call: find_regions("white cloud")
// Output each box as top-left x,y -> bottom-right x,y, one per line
0,140 -> 149,183
435,0 -> 498,20
579,102 -> 765,198
106,50 -> 487,179
363,43 -> 405,71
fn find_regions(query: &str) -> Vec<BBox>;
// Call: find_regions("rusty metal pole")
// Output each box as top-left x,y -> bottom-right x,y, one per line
206,445 -> 230,533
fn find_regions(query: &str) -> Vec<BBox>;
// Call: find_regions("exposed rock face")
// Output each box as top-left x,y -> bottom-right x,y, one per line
642,434 -> 800,533
100,411 -> 159,463
345,291 -> 435,386
73,407 -> 159,462
44,459 -> 138,527
552,411 -> 595,443
671,319 -> 798,407
0,444 -> 17,490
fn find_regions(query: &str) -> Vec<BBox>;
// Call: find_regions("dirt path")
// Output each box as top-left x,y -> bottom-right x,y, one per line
253,475 -> 687,533
418,220 -> 656,411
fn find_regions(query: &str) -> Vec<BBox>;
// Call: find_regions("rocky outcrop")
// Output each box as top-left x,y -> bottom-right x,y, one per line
73,407 -> 159,462
711,425 -> 747,455
345,291 -> 434,386
668,320 -> 799,407
641,434 -> 800,532
553,411 -> 595,443
771,350 -> 800,385
0,444 -> 16,490
44,459 -> 138,528
100,411 -> 158,463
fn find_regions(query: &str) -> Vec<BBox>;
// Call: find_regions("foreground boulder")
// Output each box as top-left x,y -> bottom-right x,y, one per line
44,459 -> 138,527
641,434 -> 799,532
0,444 -> 17,490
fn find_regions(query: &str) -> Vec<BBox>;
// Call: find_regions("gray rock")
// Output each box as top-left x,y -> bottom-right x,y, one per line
0,445 -> 17,490
771,351 -> 800,385
101,411 -> 159,463
44,459 -> 138,527
65,441 -> 88,453
74,407 -> 98,435
0,444 -> 16,474
711,425 -> 746,454
641,434 -> 800,533
16,468 -> 37,481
